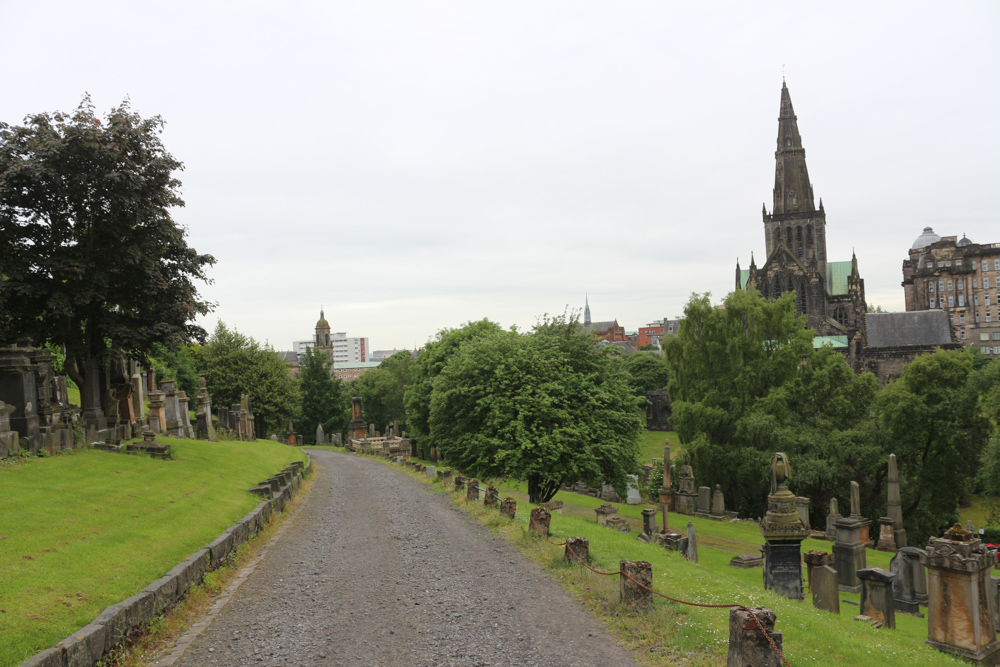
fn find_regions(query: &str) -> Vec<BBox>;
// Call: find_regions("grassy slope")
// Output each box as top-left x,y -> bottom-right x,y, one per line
400,464 -> 960,667
637,430 -> 682,463
0,437 -> 305,667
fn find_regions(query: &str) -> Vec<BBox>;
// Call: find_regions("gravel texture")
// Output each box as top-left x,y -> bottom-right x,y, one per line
167,450 -> 638,667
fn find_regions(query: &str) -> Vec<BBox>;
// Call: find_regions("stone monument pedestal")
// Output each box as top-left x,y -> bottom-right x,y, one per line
675,490 -> 696,515
876,516 -> 898,552
760,452 -> 809,601
922,525 -> 1000,665
833,516 -> 869,593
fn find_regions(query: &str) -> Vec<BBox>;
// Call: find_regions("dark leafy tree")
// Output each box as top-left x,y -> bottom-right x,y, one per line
430,315 -> 642,503
404,318 -> 503,449
297,346 -> 349,442
0,96 -> 214,408
198,321 -> 300,437
355,350 -> 413,430
149,342 -> 200,397
622,352 -> 671,398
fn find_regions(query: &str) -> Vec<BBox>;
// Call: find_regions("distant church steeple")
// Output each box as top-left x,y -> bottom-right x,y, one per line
315,307 -> 332,360
584,294 -> 591,326
773,80 -> 815,215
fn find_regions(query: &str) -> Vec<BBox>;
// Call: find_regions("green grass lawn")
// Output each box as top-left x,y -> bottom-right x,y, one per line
388,462 -> 962,667
66,380 -> 79,408
637,430 -> 682,463
0,437 -> 306,667
959,496 -> 991,531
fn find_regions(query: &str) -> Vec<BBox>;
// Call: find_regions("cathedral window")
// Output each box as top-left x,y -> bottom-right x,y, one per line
834,306 -> 848,326
785,138 -> 792,147
787,191 -> 797,206
796,227 -> 803,243
798,245 -> 803,259
795,285 -> 805,315
786,227 -> 793,245
806,226 -> 813,244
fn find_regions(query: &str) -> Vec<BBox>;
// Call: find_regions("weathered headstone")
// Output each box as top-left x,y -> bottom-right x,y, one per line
889,548 -> 923,617
675,451 -> 697,515
0,347 -> 42,453
0,400 -> 20,459
619,560 -> 653,610
922,524 -> 1000,664
606,515 -> 630,533
315,424 -> 326,445
641,508 -> 657,536
695,485 -> 711,518
876,517 -> 897,552
833,481 -> 869,593
565,537 -> 589,564
195,377 -> 214,441
883,453 -> 907,549
147,390 -> 165,433
659,443 -> 673,530
803,550 -> 834,593
727,607 -> 784,667
856,567 -> 896,629
600,483 -> 620,503
626,475 -> 641,505
795,497 -> 810,530
825,497 -> 841,541
760,452 -> 808,601
811,565 -> 840,614
686,521 -> 698,563
177,390 -> 194,438
529,507 -> 551,536
711,484 -> 726,519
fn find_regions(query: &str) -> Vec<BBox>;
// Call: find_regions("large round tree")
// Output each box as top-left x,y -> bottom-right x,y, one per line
0,96 -> 214,407
429,315 -> 643,503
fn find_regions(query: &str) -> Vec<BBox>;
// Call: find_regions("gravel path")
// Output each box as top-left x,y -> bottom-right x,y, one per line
167,450 -> 638,667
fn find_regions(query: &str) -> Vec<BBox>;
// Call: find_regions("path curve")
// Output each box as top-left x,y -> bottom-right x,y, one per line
165,450 -> 638,667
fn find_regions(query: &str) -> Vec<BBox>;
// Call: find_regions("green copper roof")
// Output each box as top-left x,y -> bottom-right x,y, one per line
826,261 -> 852,296
813,335 -> 848,349
740,269 -> 750,289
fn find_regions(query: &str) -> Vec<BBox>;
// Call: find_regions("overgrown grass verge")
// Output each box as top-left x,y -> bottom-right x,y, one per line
106,468 -> 316,667
371,456 -> 961,666
0,437 -> 306,667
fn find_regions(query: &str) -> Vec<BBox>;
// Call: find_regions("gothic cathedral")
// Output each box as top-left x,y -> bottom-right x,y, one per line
737,82 -> 867,339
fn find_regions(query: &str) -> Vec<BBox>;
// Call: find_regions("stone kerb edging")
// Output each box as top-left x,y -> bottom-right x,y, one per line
21,457 -> 312,667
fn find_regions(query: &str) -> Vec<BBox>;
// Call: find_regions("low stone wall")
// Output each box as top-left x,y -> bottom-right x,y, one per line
20,457 -> 312,667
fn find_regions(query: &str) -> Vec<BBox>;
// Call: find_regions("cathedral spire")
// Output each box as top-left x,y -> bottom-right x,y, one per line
584,294 -> 591,326
773,82 -> 815,215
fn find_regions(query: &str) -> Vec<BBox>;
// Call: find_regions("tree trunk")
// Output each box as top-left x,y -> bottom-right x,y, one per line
66,356 -> 87,408
528,474 -> 561,504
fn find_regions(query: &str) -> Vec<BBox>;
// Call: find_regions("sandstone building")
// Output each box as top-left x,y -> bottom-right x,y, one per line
902,228 -> 1000,357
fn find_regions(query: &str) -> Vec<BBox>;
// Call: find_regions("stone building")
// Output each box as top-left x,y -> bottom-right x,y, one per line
901,228 -> 1000,357
583,297 -> 627,342
737,81 -> 867,341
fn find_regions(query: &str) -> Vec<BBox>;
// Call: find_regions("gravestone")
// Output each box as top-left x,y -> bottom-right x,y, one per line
876,517 -> 897,552
992,577 -> 1000,632
600,484 -> 620,503
795,497 -> 810,530
675,451 -> 697,515
695,485 -> 711,518
195,377 -> 214,440
711,484 -> 726,519
626,475 -> 641,505
0,400 -> 20,459
760,452 -> 808,601
811,565 -> 840,614
131,372 -> 145,429
889,549 -> 923,617
922,524 -> 1000,664
315,424 -> 326,445
803,550 -> 834,593
606,516 -> 630,533
857,567 -> 896,629
147,390 -> 165,433
0,347 -> 41,453
177,391 -> 194,438
160,380 -> 182,437
595,503 -> 618,527
882,453 -> 907,549
833,482 -> 868,593
730,554 -> 764,569
686,521 -> 698,563
348,397 -> 365,440
425,465 -> 435,478
659,443 -> 673,530
825,498 -> 841,541
641,508 -> 657,536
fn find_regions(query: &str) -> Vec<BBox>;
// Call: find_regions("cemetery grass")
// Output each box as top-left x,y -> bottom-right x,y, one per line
373,459 -> 961,666
638,430 -> 682,462
105,468 -> 316,667
0,437 -> 306,667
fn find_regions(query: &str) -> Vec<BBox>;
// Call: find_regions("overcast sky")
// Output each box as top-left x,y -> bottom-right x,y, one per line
3,2 -> 998,352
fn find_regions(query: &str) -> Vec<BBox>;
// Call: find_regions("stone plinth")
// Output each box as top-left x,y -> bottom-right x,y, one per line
653,531 -> 687,554
641,508 -> 657,536
795,497 -> 810,530
695,485 -> 711,517
0,400 -> 20,459
833,516 -> 869,593
606,516 -> 630,533
727,607 -> 784,667
730,554 -> 764,569
812,565 -> 840,614
565,537 -> 589,564
619,561 -> 653,610
484,485 -> 499,508
711,484 -> 726,519
466,479 -> 479,502
803,550 -> 834,594
857,567 -> 896,629
147,391 -> 165,433
0,347 -> 42,453
876,517 -> 898,552
675,490 -> 696,516
499,497 -> 516,520
921,526 -> 1000,664
595,503 -> 618,527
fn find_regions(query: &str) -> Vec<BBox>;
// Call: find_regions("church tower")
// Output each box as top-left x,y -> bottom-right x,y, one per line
763,81 -> 828,278
315,308 -> 333,361
584,295 -> 591,327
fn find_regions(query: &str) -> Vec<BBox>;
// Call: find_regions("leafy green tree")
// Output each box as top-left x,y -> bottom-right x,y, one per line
880,349 -> 994,545
404,319 -> 503,449
623,352 -> 671,398
149,342 -> 200,397
297,346 -> 349,442
429,315 -> 642,503
0,97 -> 214,407
355,350 -> 413,430
198,321 -> 300,437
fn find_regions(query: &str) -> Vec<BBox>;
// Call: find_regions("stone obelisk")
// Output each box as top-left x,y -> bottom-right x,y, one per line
887,454 -> 907,548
